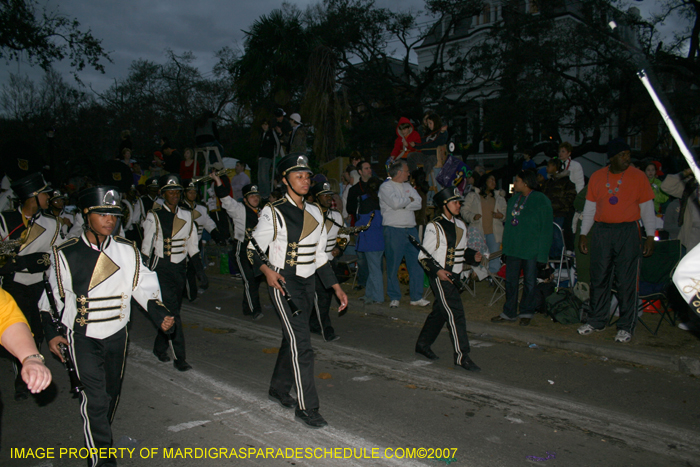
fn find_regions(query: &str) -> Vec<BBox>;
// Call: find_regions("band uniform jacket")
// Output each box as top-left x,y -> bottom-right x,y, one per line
182,200 -> 217,241
141,204 -> 198,266
0,208 -> 62,286
247,194 -> 336,286
419,215 -> 476,276
321,208 -> 349,261
39,234 -> 170,340
218,192 -> 259,243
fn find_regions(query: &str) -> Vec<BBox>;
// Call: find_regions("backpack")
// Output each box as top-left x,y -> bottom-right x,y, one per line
544,288 -> 583,324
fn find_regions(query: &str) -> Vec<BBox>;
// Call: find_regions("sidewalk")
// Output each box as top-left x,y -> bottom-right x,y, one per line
204,260 -> 700,376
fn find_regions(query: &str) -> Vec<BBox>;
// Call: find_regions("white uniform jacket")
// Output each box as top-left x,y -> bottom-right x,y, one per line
220,196 -> 250,242
247,194 -> 332,280
39,234 -> 168,339
321,208 -> 349,261
419,215 -> 469,275
183,200 -> 217,241
141,204 -> 199,266
0,209 -> 62,285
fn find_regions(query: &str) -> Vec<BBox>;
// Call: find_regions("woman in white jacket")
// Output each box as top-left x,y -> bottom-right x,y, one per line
460,173 -> 507,273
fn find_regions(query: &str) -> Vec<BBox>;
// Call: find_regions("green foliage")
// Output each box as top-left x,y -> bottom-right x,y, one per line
0,0 -> 110,77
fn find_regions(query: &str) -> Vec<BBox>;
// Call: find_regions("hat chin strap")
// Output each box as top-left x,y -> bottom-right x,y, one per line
284,174 -> 306,200
83,214 -> 108,251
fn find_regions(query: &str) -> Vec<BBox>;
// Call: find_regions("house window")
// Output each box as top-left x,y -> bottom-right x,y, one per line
476,3 -> 491,25
627,134 -> 642,150
528,0 -> 539,14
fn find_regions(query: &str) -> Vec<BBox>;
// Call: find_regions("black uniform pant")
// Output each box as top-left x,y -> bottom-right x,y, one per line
234,240 -> 262,315
68,328 -> 127,467
416,278 -> 471,364
153,260 -> 187,360
310,271 -> 335,339
4,281 -> 44,379
587,222 -> 642,333
268,273 -> 318,411
185,251 -> 207,302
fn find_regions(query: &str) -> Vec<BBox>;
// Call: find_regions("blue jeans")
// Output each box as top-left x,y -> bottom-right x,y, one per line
363,251 -> 384,303
356,251 -> 369,288
484,233 -> 501,274
501,256 -> 538,319
383,226 -> 424,302
257,157 -> 273,199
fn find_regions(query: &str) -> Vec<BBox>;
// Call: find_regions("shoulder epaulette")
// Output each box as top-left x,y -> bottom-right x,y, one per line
178,202 -> 193,212
151,204 -> 162,212
42,210 -> 58,220
114,235 -> 136,247
55,237 -> 79,252
270,197 -> 286,207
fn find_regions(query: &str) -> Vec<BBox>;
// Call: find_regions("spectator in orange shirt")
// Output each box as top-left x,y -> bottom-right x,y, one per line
577,139 -> 656,343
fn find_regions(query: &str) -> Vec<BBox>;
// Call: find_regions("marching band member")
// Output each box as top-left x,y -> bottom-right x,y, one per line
414,186 -> 482,371
309,181 -> 348,341
248,154 -> 348,428
0,172 -> 61,400
181,180 -> 222,300
40,186 -> 174,467
142,174 -> 199,371
211,175 -> 264,319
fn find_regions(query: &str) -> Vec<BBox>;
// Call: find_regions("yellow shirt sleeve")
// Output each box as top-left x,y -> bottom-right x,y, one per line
0,287 -> 30,346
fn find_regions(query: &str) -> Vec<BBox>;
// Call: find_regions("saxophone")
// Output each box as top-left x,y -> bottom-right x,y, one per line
336,212 -> 375,248
0,223 -> 32,268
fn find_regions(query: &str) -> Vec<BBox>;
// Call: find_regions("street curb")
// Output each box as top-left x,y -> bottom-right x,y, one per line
358,300 -> 700,376
206,275 -> 700,376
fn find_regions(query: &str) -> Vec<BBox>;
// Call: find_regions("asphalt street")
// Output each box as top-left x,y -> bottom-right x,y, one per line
2,279 -> 700,466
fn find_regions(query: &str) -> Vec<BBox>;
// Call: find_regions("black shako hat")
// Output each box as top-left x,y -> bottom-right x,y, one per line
310,181 -> 333,198
434,186 -> 463,207
101,160 -> 133,193
10,172 -> 52,201
145,177 -> 159,189
158,173 -> 183,191
242,184 -> 259,198
277,154 -> 312,177
49,189 -> 68,202
78,186 -> 123,216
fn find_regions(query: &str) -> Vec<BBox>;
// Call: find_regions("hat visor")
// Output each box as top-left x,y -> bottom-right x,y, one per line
282,166 -> 313,176
161,185 -> 183,191
86,206 -> 123,216
316,190 -> 334,196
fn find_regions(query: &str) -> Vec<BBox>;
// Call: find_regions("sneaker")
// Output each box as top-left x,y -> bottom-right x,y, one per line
577,324 -> 603,335
252,312 -> 264,321
614,329 -> 632,343
268,388 -> 297,409
410,298 -> 430,307
678,322 -> 691,331
295,408 -> 328,428
325,334 -> 340,342
389,300 -> 400,308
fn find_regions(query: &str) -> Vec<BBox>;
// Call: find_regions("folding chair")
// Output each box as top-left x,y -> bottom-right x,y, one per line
488,262 -> 523,307
549,222 -> 574,288
609,239 -> 682,335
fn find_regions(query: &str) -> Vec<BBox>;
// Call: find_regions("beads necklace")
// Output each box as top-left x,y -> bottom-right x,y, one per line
606,167 -> 624,205
510,192 -> 531,226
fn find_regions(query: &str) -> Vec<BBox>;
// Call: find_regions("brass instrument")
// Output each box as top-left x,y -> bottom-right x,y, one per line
336,212 -> 375,248
0,223 -> 32,268
191,168 -> 236,185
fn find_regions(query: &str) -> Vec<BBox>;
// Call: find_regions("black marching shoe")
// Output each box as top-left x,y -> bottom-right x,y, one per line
268,388 -> 297,409
455,355 -> 481,372
174,360 -> 192,372
154,350 -> 170,362
415,345 -> 439,360
325,334 -> 340,342
295,408 -> 328,428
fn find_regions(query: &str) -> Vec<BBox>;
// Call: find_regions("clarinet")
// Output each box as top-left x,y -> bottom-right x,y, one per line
246,232 -> 302,316
408,235 -> 466,293
42,274 -> 84,394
